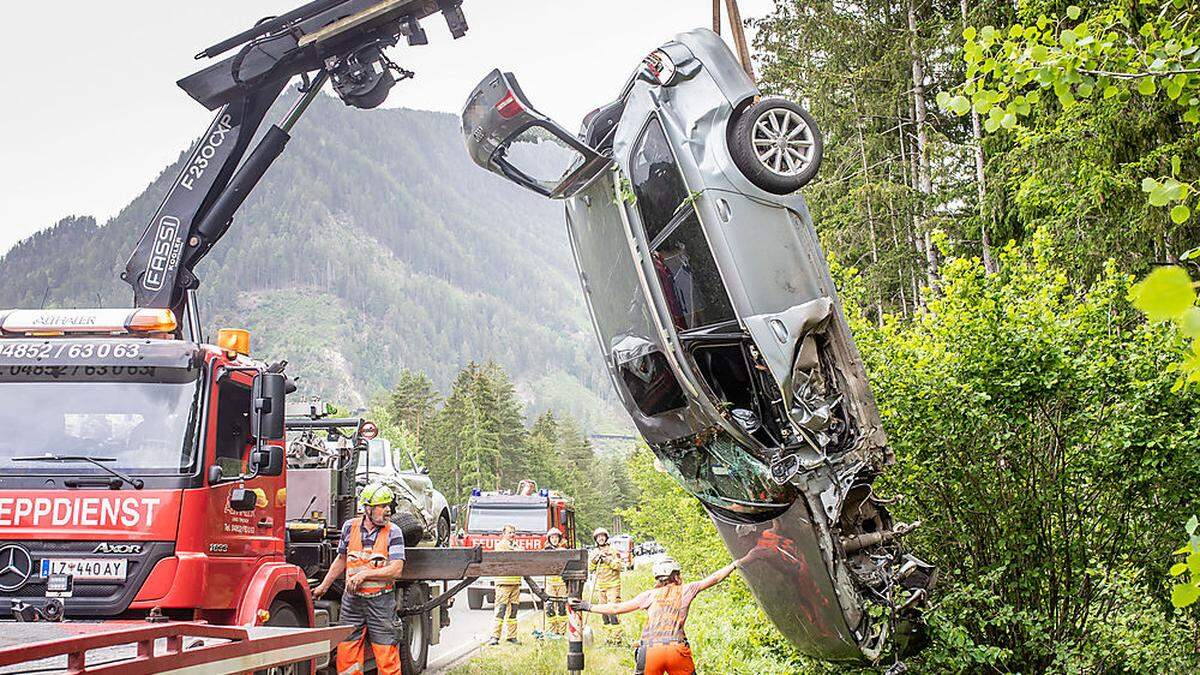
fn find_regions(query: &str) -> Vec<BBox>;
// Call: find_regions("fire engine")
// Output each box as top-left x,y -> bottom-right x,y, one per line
459,484 -> 575,610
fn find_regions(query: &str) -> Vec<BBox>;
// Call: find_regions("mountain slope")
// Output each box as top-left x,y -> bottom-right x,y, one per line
0,94 -> 629,432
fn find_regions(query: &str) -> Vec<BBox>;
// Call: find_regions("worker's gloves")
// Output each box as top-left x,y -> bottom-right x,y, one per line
567,599 -> 591,612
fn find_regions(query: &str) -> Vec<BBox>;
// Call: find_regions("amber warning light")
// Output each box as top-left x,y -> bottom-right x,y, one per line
0,308 -> 177,336
217,328 -> 250,357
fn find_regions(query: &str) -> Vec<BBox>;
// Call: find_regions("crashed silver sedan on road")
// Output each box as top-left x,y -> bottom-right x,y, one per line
461,28 -> 933,662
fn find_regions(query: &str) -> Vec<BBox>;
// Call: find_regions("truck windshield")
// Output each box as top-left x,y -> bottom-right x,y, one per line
467,506 -> 547,533
0,367 -> 202,475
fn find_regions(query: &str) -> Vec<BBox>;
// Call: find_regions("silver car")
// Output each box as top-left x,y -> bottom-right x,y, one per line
462,29 -> 932,662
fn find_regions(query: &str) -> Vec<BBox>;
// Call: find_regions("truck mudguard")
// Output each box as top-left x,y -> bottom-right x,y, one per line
235,561 -> 314,627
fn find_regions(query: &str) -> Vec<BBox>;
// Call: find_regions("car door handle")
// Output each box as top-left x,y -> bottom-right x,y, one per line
257,518 -> 272,529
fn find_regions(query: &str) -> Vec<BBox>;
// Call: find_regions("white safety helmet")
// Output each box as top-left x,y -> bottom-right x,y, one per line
547,527 -> 563,538
652,557 -> 681,580
593,527 -> 609,542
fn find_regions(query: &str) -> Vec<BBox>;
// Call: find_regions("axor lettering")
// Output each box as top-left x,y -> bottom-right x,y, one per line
179,114 -> 233,191
0,497 -> 162,528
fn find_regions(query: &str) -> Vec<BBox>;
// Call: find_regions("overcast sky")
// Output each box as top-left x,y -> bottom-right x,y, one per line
0,0 -> 774,255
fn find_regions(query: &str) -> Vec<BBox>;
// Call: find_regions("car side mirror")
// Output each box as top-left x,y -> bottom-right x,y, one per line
250,445 -> 285,477
229,488 -> 257,512
251,372 -> 286,441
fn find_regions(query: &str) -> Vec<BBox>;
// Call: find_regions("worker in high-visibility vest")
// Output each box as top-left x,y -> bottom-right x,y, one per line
540,527 -> 568,638
313,482 -> 406,675
488,523 -> 522,645
589,527 -> 625,645
571,557 -> 740,675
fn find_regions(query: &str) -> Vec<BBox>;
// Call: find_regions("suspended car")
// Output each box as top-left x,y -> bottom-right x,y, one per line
461,28 -> 933,663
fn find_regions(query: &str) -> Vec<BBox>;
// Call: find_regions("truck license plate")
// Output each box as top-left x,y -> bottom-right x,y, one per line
40,558 -> 127,581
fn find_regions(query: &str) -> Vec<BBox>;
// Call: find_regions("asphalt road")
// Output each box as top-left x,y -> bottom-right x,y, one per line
427,592 -> 541,672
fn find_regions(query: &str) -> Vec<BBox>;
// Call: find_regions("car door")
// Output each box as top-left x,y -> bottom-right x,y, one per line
462,69 -> 611,198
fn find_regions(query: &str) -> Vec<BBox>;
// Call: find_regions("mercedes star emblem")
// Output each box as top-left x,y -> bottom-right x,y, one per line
0,544 -> 33,592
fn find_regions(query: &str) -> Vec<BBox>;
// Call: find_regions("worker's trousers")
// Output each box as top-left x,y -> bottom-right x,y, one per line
596,585 -> 622,643
635,641 -> 695,675
491,583 -> 521,640
544,579 -> 567,634
337,590 -> 401,675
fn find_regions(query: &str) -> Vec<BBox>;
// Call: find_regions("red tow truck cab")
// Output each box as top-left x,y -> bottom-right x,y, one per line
0,308 -> 312,630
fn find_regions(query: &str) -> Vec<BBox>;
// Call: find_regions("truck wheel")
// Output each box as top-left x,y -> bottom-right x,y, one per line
399,586 -> 431,673
467,589 -> 484,610
436,512 -> 451,547
729,97 -> 823,193
260,600 -> 312,675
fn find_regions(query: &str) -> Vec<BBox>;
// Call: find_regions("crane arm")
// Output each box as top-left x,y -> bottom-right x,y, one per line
123,0 -> 468,317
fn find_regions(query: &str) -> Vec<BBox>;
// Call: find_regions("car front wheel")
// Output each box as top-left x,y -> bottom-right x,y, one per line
729,98 -> 823,194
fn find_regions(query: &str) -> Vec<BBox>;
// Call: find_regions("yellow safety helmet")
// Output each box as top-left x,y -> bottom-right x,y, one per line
359,482 -> 395,508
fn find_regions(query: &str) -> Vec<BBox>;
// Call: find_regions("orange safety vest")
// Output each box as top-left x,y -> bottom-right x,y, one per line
640,584 -> 687,646
346,517 -> 395,597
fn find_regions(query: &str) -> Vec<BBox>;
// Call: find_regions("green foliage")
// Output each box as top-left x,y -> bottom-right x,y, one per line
940,0 -> 1200,274
858,237 -> 1200,670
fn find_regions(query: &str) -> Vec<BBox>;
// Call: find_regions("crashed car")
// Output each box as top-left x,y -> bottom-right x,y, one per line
359,437 -> 454,547
462,28 -> 933,662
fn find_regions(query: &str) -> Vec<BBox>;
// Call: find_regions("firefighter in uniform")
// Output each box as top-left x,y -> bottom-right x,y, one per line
488,523 -> 522,645
540,526 -> 568,639
313,482 -> 406,675
588,527 -> 624,644
571,557 -> 740,675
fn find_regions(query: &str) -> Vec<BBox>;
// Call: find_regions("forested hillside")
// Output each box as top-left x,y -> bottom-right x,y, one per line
369,363 -> 638,538
0,94 -> 628,432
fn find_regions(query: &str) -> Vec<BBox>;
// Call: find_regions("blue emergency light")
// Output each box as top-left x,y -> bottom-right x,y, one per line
471,488 -> 481,496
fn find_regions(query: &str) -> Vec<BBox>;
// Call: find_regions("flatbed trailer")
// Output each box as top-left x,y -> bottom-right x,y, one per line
0,547 -> 589,675
0,622 -> 354,674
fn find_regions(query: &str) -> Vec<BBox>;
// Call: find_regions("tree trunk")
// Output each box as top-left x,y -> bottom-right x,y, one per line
961,0 -> 997,274
908,0 -> 940,296
854,92 -> 884,324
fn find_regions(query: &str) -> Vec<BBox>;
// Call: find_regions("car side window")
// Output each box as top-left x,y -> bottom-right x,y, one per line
214,379 -> 252,478
631,121 -> 690,243
631,121 -> 737,330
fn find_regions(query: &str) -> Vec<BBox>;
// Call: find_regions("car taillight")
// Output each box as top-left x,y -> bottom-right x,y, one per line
495,91 -> 523,119
643,49 -> 678,86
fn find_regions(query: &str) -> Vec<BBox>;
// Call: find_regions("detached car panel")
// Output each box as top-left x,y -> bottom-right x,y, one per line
463,28 -> 931,663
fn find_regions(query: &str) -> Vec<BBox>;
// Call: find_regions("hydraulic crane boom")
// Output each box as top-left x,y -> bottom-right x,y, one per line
122,0 -> 468,321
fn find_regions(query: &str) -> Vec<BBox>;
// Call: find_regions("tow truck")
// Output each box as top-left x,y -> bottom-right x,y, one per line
0,1 -> 591,673
458,484 -> 576,610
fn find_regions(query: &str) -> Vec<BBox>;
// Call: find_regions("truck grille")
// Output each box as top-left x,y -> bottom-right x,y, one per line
0,540 -> 174,619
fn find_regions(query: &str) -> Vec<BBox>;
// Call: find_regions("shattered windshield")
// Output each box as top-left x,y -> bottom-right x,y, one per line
0,367 -> 202,475
655,431 -> 796,515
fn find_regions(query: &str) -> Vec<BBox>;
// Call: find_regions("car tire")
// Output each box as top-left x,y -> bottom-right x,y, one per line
729,97 -> 823,194
260,601 -> 312,675
390,511 -> 425,548
467,588 -> 485,610
436,512 -> 451,548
